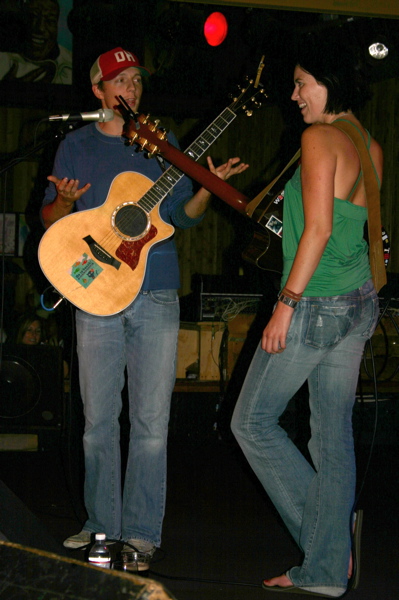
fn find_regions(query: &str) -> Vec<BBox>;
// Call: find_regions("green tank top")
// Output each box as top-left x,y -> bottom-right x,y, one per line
281,121 -> 376,296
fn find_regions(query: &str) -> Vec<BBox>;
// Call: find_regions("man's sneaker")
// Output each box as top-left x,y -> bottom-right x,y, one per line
64,530 -> 118,549
121,538 -> 156,571
63,530 -> 92,549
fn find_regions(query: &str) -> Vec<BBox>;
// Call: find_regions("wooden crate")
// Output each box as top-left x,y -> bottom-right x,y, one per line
176,314 -> 256,382
176,321 -> 226,380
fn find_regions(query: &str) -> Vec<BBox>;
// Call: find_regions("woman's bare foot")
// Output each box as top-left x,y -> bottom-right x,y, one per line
263,574 -> 293,588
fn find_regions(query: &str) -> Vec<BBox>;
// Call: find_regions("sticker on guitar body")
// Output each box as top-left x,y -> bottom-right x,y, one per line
70,253 -> 103,289
265,191 -> 284,238
265,215 -> 283,238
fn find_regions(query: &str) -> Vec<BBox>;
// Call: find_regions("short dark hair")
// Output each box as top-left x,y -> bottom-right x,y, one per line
295,34 -> 372,114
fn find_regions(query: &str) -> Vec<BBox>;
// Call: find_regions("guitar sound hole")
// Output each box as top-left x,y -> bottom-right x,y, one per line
112,204 -> 150,240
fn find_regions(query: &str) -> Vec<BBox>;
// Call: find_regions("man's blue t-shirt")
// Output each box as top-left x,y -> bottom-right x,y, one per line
42,122 -> 201,290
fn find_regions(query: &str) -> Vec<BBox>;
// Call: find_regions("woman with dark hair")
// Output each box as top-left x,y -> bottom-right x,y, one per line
14,312 -> 44,346
231,38 -> 383,597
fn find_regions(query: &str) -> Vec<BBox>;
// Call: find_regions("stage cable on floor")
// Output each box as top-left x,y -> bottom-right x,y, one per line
150,568 -> 260,588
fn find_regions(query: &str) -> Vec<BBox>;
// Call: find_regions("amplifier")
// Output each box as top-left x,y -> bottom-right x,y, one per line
200,293 -> 263,321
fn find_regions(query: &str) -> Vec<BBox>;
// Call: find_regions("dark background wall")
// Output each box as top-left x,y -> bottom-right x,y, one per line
1,1 -> 398,305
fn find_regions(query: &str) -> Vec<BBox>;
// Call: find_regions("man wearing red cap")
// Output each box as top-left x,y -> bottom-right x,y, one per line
41,47 -> 248,563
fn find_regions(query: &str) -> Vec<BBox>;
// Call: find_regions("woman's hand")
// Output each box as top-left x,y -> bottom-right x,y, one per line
261,302 -> 295,354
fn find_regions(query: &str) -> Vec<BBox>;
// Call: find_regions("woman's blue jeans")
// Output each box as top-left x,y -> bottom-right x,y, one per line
231,279 -> 379,595
75,289 -> 180,546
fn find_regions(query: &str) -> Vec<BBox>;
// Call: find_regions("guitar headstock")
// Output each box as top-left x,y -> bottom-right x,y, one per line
229,77 -> 268,116
122,114 -> 167,157
229,56 -> 268,116
121,56 -> 268,155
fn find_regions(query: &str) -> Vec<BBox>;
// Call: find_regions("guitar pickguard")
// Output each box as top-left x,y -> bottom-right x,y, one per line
116,224 -> 158,269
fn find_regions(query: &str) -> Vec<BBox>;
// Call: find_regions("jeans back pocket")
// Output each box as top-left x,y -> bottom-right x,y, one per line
304,303 -> 356,349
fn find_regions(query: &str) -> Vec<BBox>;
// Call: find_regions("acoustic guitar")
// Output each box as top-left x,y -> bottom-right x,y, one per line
38,76 -> 267,316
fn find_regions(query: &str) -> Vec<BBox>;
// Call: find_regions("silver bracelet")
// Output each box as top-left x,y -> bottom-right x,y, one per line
278,293 -> 298,309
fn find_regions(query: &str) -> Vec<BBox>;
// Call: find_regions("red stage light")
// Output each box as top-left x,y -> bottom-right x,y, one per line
204,12 -> 228,47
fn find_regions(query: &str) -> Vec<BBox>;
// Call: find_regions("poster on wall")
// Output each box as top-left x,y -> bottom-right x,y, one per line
0,0 -> 73,84
0,213 -> 30,256
0,213 -> 17,256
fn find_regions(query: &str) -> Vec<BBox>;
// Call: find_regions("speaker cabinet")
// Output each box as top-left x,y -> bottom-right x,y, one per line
0,541 -> 175,600
0,345 -> 64,440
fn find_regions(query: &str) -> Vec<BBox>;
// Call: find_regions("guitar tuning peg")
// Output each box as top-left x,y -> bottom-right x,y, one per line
145,146 -> 160,159
124,131 -> 139,146
245,109 -> 253,117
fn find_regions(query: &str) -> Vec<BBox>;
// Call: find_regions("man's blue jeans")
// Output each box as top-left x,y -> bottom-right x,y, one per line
232,279 -> 379,595
75,289 -> 180,546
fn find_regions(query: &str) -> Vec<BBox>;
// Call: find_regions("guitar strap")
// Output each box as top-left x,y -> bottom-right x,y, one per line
245,149 -> 301,219
330,120 -> 387,293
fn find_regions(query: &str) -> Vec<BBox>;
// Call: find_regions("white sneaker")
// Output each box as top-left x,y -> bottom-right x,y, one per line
63,530 -> 117,549
122,538 -> 156,554
63,530 -> 92,549
121,538 -> 156,571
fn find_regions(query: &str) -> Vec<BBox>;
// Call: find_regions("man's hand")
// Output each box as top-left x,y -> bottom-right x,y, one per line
47,176 -> 91,206
42,176 -> 91,229
206,156 -> 249,181
183,156 -> 249,220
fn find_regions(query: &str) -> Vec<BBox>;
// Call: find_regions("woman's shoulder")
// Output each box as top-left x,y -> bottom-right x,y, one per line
301,123 -> 338,147
300,124 -> 341,160
301,118 -> 380,156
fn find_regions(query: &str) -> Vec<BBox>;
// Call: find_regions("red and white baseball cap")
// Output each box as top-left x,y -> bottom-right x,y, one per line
90,47 -> 150,84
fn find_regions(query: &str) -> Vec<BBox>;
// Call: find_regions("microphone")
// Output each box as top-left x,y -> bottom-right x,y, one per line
48,109 -> 114,123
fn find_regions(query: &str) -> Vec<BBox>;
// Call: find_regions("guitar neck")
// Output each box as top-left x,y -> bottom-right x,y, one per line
137,107 -> 249,215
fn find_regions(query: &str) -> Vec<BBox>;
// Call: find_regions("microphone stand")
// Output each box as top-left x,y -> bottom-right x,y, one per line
0,121 -> 78,176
